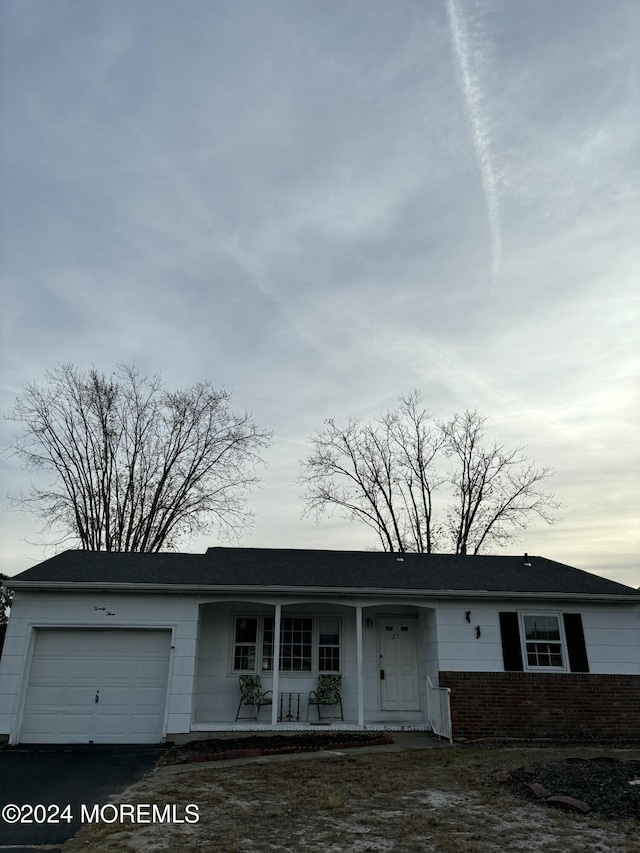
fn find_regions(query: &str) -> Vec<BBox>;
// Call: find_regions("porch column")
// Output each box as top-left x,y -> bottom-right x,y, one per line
271,603 -> 281,726
356,606 -> 364,727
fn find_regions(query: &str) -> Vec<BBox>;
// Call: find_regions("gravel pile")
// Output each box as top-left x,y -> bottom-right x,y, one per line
506,757 -> 640,819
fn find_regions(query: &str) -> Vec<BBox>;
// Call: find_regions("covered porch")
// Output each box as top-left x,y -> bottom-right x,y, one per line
189,598 -> 451,740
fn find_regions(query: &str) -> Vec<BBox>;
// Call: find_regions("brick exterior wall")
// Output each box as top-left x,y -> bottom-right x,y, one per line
438,671 -> 640,740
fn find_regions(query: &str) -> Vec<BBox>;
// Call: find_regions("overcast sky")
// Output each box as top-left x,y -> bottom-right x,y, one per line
1,0 -> 638,586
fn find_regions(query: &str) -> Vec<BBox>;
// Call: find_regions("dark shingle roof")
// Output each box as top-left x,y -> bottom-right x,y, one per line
6,547 -> 639,597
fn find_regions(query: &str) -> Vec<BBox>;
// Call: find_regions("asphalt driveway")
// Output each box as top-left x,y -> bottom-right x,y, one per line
0,744 -> 166,852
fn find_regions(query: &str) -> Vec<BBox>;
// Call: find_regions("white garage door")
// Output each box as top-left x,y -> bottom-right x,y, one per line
20,629 -> 171,744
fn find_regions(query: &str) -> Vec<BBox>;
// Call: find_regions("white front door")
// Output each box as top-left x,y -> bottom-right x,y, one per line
20,629 -> 171,744
378,619 -> 421,712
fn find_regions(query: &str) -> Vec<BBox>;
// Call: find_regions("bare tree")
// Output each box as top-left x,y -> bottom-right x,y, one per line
6,364 -> 272,551
300,393 -> 558,554
442,410 -> 558,555
0,574 -> 12,656
300,392 -> 445,552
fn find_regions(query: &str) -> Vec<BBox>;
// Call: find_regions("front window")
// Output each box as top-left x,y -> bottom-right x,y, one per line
522,613 -> 565,668
233,615 -> 340,673
280,617 -> 313,671
318,618 -> 340,672
234,617 -> 258,670
262,617 -> 313,672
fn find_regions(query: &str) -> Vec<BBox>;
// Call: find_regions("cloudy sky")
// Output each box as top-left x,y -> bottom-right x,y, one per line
1,0 -> 638,586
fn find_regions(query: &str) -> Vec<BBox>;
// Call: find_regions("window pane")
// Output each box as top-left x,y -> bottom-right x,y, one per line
234,617 -> 257,671
234,646 -> 256,670
526,642 -> 563,668
524,615 -> 560,641
262,617 -> 274,670
235,618 -> 257,643
319,617 -> 340,672
279,617 -> 312,671
319,647 -> 340,671
524,614 -> 564,669
319,618 -> 339,645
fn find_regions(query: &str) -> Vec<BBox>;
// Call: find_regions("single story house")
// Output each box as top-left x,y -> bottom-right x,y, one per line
0,547 -> 638,745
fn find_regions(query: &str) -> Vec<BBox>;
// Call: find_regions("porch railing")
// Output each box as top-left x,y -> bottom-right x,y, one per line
425,676 -> 453,744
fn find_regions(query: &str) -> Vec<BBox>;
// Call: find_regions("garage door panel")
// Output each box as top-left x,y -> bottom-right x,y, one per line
29,657 -> 70,680
131,633 -> 172,653
100,686 -> 133,706
24,684 -> 63,707
23,712 -> 93,739
63,687 -> 95,706
136,659 -> 170,679
58,714 -> 93,735
21,630 -> 171,744
72,660 -> 103,679
21,713 -> 59,736
131,715 -> 163,734
134,686 -> 167,706
94,714 -> 128,735
102,659 -> 136,679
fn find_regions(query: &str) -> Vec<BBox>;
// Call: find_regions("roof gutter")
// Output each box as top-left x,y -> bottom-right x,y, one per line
6,580 -> 640,603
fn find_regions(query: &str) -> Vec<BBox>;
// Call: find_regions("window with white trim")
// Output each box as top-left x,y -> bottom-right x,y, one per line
521,613 -> 566,669
318,618 -> 340,672
232,615 -> 340,673
233,617 -> 258,671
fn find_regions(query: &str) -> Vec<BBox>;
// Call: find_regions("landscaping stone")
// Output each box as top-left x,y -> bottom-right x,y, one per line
545,795 -> 592,814
224,749 -> 245,760
527,783 -> 550,799
494,770 -> 511,782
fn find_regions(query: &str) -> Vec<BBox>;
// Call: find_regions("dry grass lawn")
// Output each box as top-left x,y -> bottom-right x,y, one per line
62,745 -> 640,853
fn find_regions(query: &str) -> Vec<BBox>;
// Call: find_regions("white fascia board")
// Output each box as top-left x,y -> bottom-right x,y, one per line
5,580 -> 640,604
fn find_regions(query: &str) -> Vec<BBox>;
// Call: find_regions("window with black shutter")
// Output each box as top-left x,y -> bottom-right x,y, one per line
562,613 -> 589,672
499,612 -> 524,671
499,611 -> 589,673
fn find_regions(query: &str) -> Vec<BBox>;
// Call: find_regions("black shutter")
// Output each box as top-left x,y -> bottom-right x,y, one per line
563,613 -> 589,673
499,612 -> 524,671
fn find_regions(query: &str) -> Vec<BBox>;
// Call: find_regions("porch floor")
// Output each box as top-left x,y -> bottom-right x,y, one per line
191,721 -> 434,733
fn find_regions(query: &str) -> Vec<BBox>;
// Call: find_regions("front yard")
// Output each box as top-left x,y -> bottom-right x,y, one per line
63,741 -> 640,853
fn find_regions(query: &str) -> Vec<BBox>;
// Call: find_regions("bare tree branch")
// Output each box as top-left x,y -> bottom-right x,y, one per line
441,409 -> 559,554
299,392 -> 446,552
5,364 -> 272,551
299,394 -> 558,554
0,573 -> 12,657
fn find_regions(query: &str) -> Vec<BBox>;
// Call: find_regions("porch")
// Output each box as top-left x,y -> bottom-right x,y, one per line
188,599 -> 452,741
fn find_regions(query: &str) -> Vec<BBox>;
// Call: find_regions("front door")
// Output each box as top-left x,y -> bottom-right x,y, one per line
378,618 -> 421,712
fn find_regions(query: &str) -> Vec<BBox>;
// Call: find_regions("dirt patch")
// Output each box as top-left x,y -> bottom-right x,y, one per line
503,756 -> 640,819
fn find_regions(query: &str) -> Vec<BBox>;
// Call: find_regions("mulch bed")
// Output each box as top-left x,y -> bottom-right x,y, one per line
502,757 -> 640,820
161,732 -> 394,765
